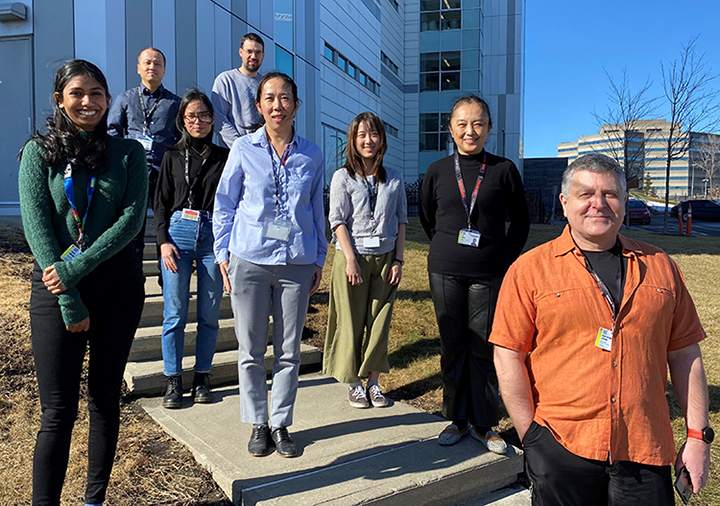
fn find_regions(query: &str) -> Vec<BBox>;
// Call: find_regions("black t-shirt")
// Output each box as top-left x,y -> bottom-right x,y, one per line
582,241 -> 626,312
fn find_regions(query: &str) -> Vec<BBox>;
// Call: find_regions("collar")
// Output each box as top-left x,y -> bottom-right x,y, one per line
251,125 -> 299,150
141,84 -> 165,96
554,225 -> 640,259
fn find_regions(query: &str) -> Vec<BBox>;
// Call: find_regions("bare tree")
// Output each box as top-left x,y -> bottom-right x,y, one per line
659,36 -> 720,233
692,134 -> 720,198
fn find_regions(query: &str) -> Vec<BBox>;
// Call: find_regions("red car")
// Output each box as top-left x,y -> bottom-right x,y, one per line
628,199 -> 651,225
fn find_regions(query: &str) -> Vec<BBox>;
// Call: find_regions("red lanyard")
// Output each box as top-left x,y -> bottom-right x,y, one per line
454,152 -> 486,229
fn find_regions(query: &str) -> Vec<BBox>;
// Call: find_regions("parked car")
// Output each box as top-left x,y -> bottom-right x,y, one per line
628,199 -> 651,225
670,199 -> 720,221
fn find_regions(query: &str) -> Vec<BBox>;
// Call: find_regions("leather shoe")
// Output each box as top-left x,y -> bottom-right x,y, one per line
248,424 -> 272,457
162,375 -> 182,409
192,372 -> 213,403
271,427 -> 298,457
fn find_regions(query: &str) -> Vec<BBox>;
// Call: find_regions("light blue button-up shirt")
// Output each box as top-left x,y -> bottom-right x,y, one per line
213,126 -> 327,267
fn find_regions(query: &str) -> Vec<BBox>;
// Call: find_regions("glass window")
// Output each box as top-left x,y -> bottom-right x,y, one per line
442,51 -> 461,71
420,113 -> 439,133
359,72 -> 367,86
421,12 -> 440,31
420,133 -> 439,151
420,52 -> 440,72
441,112 -> 451,130
441,10 -> 461,30
274,0 -> 294,51
337,54 -> 347,72
275,45 -> 294,78
324,44 -> 334,62
421,0 -> 440,10
441,72 -> 460,90
347,64 -> 356,78
440,132 -> 449,151
323,125 -> 347,185
420,73 -> 439,92
442,0 -> 460,8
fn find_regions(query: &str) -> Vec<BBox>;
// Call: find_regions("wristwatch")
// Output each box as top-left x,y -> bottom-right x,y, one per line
687,426 -> 714,444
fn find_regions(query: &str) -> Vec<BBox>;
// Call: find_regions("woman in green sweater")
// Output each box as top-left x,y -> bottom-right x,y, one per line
18,60 -> 147,506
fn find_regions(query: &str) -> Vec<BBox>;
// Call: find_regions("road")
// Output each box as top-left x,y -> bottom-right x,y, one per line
629,213 -> 720,237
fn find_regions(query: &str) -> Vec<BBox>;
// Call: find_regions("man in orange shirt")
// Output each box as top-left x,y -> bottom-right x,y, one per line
491,154 -> 711,505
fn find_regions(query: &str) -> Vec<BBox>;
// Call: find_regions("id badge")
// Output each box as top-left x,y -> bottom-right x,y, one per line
458,228 -> 481,247
595,327 -> 613,352
363,236 -> 380,248
61,244 -> 82,262
136,134 -> 153,152
182,208 -> 200,221
263,217 -> 292,242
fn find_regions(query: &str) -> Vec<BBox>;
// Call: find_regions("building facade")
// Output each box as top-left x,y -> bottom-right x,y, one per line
0,0 -> 524,217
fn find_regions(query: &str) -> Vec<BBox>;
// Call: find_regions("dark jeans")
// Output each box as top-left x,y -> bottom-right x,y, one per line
522,422 -> 674,506
428,273 -> 502,428
30,245 -> 144,505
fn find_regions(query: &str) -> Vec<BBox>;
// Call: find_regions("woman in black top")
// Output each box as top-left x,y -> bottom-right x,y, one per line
420,95 -> 529,453
154,89 -> 229,408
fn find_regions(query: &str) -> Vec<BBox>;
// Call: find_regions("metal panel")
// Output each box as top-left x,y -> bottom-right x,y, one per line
175,0 -> 198,93
125,0 -> 153,89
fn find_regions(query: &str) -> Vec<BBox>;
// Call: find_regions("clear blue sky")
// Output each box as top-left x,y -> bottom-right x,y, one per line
524,0 -> 720,158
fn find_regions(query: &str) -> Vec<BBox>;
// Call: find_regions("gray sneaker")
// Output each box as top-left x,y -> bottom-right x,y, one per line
438,423 -> 470,446
471,427 -> 507,455
348,384 -> 370,408
367,383 -> 389,407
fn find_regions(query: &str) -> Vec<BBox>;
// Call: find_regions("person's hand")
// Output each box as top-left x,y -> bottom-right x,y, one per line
388,261 -> 402,285
66,317 -> 90,333
219,260 -> 232,293
345,257 -> 362,286
160,242 -> 180,273
310,265 -> 323,295
675,438 -> 710,494
42,265 -> 67,294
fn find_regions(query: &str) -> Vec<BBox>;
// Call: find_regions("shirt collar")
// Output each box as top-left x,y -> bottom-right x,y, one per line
554,225 -> 640,258
141,84 -> 164,96
252,125 -> 299,150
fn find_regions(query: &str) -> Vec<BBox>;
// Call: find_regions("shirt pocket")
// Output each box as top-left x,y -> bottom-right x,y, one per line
287,171 -> 314,207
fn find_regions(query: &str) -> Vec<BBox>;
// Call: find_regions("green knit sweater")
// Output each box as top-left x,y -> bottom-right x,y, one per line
19,134 -> 148,325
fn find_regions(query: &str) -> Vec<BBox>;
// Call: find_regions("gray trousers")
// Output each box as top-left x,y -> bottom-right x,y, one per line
227,254 -> 315,427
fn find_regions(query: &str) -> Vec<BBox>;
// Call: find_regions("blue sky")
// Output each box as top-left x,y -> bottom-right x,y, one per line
523,0 -> 720,158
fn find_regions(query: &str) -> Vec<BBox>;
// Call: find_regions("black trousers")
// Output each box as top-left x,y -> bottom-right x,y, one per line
522,422 -> 674,506
130,167 -> 156,265
428,273 -> 502,428
30,245 -> 144,505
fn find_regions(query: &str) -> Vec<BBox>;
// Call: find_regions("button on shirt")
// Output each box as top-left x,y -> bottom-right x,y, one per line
489,226 -> 706,466
107,84 -> 181,170
213,127 -> 327,267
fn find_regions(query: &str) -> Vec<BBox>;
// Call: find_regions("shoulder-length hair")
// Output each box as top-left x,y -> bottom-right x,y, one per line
20,59 -> 109,172
344,112 -> 387,184
172,88 -> 215,153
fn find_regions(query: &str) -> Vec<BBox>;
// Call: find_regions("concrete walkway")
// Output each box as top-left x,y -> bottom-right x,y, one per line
140,374 -> 524,506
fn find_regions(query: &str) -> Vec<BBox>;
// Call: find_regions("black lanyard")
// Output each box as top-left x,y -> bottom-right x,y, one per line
269,143 -> 291,217
184,149 -> 206,208
63,160 -> 97,249
137,86 -> 160,136
454,152 -> 486,229
363,176 -> 378,220
583,255 -> 624,319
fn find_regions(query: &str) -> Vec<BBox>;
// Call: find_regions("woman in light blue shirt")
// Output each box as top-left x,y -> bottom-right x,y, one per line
213,72 -> 326,458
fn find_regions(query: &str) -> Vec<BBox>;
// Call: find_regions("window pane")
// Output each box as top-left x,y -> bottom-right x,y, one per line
421,12 -> 440,31
440,132 -> 450,152
274,0 -> 294,51
420,133 -> 439,151
440,112 -> 451,130
275,45 -> 294,78
420,52 -> 440,72
441,71 -> 460,90
441,51 -> 461,71
421,0 -> 440,11
324,45 -> 333,62
420,113 -> 439,133
359,72 -> 367,86
337,55 -> 347,71
442,0 -> 461,8
441,10 -> 461,30
420,73 -> 439,92
347,64 -> 356,78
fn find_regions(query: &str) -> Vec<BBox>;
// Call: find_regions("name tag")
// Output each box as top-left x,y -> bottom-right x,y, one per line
263,217 -> 292,242
458,228 -> 481,247
182,208 -> 200,221
61,244 -> 82,262
595,327 -> 613,352
136,134 -> 153,152
363,236 -> 380,248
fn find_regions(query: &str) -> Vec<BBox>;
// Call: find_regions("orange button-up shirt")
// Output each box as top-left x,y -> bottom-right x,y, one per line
490,226 -> 706,466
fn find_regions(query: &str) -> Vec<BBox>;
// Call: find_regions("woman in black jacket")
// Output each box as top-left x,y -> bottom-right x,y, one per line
154,89 -> 229,408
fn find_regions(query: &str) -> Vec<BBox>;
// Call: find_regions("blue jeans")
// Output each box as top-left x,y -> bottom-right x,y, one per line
161,210 -> 223,377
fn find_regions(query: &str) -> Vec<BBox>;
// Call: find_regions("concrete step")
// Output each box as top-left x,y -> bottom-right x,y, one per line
139,374 -> 524,506
125,344 -> 322,396
131,318 -> 238,361
459,485 -> 530,506
143,259 -> 160,276
140,293 -> 233,327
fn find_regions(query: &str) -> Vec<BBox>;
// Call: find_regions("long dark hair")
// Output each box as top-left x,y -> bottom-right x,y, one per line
344,112 -> 387,184
254,71 -> 299,129
20,59 -> 110,172
172,88 -> 214,153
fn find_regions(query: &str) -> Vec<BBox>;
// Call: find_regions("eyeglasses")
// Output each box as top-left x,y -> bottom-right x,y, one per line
184,112 -> 213,123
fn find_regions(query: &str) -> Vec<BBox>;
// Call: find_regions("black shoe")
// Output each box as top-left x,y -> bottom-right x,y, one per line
192,372 -> 213,403
162,375 -> 182,409
271,427 -> 298,458
248,424 -> 272,457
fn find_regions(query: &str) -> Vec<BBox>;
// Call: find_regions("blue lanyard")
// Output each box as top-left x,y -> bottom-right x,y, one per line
363,176 -> 378,220
63,160 -> 97,248
268,142 -> 291,217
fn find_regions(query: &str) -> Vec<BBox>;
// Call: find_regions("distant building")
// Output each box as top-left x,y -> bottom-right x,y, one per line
558,119 -> 720,199
522,157 -> 567,222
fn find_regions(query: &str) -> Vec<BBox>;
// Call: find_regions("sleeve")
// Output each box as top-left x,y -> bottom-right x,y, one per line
107,94 -> 127,137
489,260 -> 538,354
668,257 -> 707,351
419,166 -> 437,240
154,151 -> 176,245
52,141 -> 149,291
396,172 -> 409,225
505,162 -> 530,261
213,141 -> 244,264
18,141 -> 89,325
328,170 -> 350,230
310,148 -> 328,267
211,74 -> 241,148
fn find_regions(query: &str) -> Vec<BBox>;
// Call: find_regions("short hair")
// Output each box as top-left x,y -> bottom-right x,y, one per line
139,47 -> 166,66
240,33 -> 265,50
448,94 -> 492,128
561,153 -> 627,196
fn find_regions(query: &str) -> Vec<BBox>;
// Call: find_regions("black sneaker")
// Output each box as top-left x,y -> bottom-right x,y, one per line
162,375 -> 182,409
271,427 -> 298,458
192,372 -> 213,404
248,424 -> 272,457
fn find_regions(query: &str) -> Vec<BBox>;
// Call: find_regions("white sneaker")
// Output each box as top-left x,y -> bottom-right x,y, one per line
471,427 -> 507,455
348,384 -> 370,408
438,423 -> 471,446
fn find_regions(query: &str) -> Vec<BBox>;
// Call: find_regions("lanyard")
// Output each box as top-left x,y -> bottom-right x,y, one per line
363,176 -> 378,220
269,143 -> 291,217
63,160 -> 97,249
137,86 -> 160,136
454,152 -> 486,229
583,255 -> 624,319
184,149 -> 206,208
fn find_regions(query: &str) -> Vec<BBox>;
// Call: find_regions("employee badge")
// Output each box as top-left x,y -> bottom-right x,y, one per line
136,134 -> 154,152
595,327 -> 613,352
458,228 -> 481,247
61,244 -> 82,262
363,236 -> 380,248
263,216 -> 292,242
181,208 -> 200,221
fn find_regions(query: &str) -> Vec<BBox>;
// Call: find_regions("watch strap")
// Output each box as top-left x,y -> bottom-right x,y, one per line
687,428 -> 704,440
